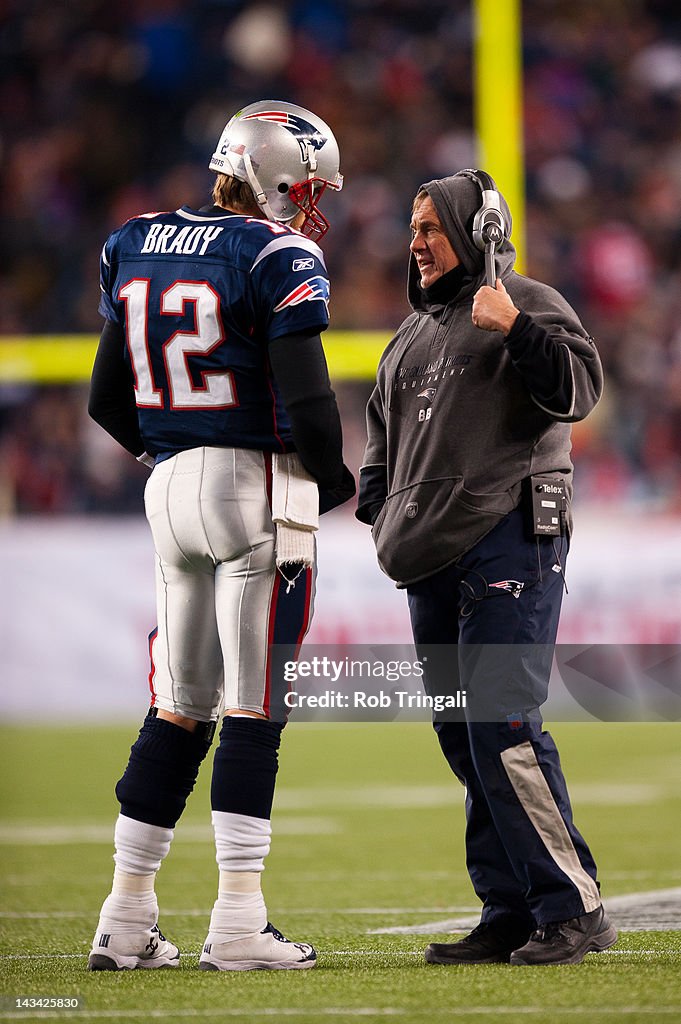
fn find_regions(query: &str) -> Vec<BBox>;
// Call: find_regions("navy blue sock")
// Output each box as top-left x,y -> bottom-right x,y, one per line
116,713 -> 211,829
211,717 -> 284,819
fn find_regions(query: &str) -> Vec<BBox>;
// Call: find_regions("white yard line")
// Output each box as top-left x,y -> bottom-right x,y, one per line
4,890 -> 681,934
1,778 -> 664,847
274,782 -> 673,810
2,1007 -> 681,1020
369,916 -> 480,935
2,949 -> 680,962
4,889 -> 681,934
330,949 -> 681,957
0,820 -> 339,844
370,888 -> 681,935
0,907 -> 480,920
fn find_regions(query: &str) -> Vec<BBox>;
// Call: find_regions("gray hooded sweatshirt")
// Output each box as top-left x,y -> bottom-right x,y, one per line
356,173 -> 603,587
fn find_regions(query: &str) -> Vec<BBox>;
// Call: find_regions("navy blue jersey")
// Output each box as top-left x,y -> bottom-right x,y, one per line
99,206 -> 331,456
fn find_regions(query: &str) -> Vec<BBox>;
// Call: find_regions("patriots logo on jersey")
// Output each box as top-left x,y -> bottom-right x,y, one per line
273,276 -> 330,313
242,110 -> 327,160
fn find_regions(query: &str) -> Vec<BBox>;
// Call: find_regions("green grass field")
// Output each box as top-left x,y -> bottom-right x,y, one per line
2,722 -> 681,1024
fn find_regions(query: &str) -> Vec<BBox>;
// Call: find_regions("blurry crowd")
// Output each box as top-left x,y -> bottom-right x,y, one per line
1,0 -> 681,513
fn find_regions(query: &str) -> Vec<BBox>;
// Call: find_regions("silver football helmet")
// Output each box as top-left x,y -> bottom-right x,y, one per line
209,100 -> 343,240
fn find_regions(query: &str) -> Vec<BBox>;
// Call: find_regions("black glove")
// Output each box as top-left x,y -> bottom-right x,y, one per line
318,464 -> 356,514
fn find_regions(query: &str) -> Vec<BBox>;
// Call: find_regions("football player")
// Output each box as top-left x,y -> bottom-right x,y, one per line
87,100 -> 354,971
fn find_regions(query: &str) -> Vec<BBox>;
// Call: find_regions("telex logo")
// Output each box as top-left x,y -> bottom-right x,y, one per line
274,276 -> 330,312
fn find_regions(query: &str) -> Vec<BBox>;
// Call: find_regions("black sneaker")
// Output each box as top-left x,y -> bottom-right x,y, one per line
509,905 -> 618,965
425,920 -> 534,965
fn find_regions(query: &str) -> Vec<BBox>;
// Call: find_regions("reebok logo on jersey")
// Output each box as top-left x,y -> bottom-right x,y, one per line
292,258 -> 315,271
273,276 -> 330,313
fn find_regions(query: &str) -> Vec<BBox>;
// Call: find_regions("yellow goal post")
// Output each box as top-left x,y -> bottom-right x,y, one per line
0,333 -> 391,385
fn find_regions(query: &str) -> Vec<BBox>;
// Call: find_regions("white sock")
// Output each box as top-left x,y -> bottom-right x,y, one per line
96,815 -> 173,933
208,811 -> 273,941
113,814 -> 174,874
112,867 -> 156,896
97,888 -> 158,933
212,810 -> 271,872
219,870 -> 262,894
207,877 -> 267,942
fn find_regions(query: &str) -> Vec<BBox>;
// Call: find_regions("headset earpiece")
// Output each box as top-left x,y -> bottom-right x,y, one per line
455,168 -> 511,285
456,169 -> 510,252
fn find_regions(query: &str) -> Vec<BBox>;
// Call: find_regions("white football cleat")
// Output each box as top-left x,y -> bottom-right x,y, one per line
88,924 -> 180,971
199,922 -> 316,971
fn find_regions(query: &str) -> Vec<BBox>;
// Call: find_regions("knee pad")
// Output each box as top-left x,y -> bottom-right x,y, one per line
115,712 -> 213,829
211,717 -> 284,820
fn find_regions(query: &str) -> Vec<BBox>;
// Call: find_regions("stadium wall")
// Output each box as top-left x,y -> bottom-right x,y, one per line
2,511 -> 681,721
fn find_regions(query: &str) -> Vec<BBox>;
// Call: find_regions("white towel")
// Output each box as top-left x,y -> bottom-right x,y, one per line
271,453 -> 319,572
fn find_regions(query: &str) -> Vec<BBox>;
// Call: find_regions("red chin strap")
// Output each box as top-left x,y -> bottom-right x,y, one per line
288,179 -> 337,241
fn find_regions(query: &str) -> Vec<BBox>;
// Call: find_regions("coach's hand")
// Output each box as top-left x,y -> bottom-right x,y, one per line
472,279 -> 520,336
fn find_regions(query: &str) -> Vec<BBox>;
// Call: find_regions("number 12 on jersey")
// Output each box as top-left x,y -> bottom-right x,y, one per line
119,278 -> 237,410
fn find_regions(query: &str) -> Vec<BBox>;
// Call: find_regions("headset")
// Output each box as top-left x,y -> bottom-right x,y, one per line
455,169 -> 511,286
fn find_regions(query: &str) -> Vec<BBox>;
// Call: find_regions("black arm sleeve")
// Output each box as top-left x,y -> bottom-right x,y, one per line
269,331 -> 355,512
356,464 -> 388,525
88,319 -> 145,457
503,311 -> 575,414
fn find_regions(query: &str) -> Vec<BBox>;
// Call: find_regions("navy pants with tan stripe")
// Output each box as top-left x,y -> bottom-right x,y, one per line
407,507 -> 601,928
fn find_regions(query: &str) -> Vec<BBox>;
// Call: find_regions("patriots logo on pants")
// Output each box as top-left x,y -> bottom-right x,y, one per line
489,579 -> 525,599
273,276 -> 330,313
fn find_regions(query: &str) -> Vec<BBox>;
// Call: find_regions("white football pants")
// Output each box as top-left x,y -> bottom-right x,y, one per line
143,446 -> 315,721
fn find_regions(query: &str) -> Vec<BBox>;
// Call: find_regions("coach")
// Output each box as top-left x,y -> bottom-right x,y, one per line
356,170 -> 615,966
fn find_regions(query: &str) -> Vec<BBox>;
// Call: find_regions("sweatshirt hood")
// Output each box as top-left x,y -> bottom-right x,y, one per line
408,173 -> 516,312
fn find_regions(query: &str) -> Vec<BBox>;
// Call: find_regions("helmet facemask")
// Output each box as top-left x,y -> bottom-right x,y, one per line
288,177 -> 342,241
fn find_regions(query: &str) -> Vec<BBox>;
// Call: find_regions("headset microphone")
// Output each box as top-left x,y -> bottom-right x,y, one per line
456,169 -> 511,286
